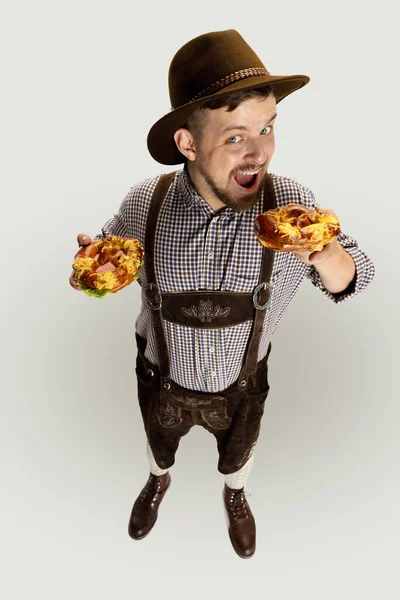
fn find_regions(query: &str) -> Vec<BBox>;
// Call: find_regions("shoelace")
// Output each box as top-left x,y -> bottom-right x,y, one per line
229,490 -> 251,521
140,476 -> 165,504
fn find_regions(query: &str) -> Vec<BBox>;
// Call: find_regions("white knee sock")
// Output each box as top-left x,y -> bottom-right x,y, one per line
224,453 -> 255,489
146,441 -> 170,476
146,440 -> 255,484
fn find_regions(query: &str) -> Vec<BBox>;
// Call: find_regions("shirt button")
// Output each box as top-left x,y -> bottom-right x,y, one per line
208,251 -> 214,260
209,347 -> 215,353
211,371 -> 217,377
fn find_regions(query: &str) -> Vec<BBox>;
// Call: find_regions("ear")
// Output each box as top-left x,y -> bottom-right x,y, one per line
174,128 -> 196,161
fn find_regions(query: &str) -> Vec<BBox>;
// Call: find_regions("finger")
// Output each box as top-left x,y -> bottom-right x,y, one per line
324,208 -> 338,218
69,274 -> 79,290
308,243 -> 330,263
77,233 -> 92,246
292,250 -> 311,264
69,271 -> 82,291
308,250 -> 321,262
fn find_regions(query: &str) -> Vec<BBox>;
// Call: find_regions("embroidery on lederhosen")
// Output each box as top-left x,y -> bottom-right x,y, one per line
181,299 -> 231,323
237,402 -> 266,465
170,394 -> 212,409
201,407 -> 232,430
158,402 -> 183,428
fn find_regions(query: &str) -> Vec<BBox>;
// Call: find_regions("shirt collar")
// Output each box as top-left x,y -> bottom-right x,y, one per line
178,165 -> 240,219
177,165 -> 266,220
177,165 -> 198,210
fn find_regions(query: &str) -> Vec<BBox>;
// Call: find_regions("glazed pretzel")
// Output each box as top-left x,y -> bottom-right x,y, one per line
72,235 -> 144,297
254,203 -> 341,252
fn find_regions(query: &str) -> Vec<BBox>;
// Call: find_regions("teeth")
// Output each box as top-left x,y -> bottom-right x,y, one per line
237,170 -> 259,176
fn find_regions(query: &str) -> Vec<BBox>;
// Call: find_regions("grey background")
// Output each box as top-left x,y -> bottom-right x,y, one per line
2,0 -> 399,598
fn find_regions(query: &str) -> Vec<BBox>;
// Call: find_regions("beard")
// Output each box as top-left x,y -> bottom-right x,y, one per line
196,159 -> 266,213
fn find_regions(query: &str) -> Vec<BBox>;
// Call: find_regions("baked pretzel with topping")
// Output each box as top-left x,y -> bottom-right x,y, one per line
254,203 -> 341,252
72,235 -> 144,298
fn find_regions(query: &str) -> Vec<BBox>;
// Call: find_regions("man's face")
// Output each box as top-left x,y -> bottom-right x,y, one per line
190,94 -> 277,212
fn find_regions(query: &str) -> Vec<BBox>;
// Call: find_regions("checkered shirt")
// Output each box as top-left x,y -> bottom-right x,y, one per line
94,167 -> 375,392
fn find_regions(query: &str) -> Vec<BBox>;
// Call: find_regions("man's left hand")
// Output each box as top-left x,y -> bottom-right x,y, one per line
293,236 -> 344,265
292,209 -> 342,265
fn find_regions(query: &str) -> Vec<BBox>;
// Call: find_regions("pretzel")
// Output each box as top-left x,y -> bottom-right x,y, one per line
254,203 -> 341,252
72,235 -> 144,297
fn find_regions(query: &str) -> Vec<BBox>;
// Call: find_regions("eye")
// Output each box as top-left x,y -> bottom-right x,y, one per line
260,126 -> 273,135
227,135 -> 241,144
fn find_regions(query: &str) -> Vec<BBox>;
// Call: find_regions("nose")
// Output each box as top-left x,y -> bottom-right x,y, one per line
244,137 -> 271,165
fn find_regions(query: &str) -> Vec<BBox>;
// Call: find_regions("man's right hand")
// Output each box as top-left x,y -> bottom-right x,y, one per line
69,233 -> 93,291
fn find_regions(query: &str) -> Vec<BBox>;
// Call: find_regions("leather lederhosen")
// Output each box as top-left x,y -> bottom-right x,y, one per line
135,171 -> 276,475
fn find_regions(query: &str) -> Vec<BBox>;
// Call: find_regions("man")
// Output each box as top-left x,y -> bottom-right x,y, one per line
70,29 -> 375,558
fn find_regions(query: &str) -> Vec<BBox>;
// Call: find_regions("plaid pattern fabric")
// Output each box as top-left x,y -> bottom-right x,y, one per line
94,167 -> 375,392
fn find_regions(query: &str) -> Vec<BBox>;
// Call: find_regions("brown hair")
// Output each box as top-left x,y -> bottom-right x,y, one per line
184,84 -> 275,140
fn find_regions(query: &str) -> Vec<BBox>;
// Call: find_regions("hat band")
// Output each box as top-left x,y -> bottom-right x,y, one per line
188,67 -> 270,104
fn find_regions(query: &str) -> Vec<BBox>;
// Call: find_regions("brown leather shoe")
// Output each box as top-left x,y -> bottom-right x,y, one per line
223,483 -> 256,558
128,472 -> 171,540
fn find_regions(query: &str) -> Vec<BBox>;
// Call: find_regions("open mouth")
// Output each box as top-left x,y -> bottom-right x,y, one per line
233,170 -> 260,191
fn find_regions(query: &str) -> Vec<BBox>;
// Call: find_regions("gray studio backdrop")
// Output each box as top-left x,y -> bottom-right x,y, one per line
2,1 -> 399,599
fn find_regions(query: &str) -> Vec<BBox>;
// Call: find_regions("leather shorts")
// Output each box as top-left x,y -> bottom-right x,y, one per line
135,333 -> 272,475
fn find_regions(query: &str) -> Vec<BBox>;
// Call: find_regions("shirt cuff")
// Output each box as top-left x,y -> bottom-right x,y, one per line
93,228 -> 107,242
94,210 -> 128,241
306,244 -> 375,304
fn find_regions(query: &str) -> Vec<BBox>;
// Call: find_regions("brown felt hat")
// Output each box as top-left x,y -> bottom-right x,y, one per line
147,29 -> 310,165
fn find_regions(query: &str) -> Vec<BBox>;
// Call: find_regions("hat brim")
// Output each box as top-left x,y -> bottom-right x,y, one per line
147,74 -> 310,165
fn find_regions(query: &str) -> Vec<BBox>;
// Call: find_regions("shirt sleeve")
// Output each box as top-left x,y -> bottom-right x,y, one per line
92,176 -> 159,243
304,188 -> 375,304
92,189 -> 132,241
